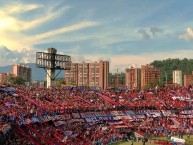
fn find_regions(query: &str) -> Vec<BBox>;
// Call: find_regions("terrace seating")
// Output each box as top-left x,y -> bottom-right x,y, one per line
1,85 -> 193,144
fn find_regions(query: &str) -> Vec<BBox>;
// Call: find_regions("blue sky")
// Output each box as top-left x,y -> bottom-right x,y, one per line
0,0 -> 193,72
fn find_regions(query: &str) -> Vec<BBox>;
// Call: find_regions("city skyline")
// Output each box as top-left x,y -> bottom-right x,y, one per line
1,0 -> 193,72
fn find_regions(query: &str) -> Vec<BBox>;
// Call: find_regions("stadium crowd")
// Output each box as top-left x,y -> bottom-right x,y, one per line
0,84 -> 193,145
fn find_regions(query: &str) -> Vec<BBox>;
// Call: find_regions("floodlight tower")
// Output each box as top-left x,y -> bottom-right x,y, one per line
36,48 -> 71,88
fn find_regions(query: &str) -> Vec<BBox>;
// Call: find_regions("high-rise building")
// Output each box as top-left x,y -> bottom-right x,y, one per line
0,73 -> 7,84
184,72 -> 193,87
12,64 -> 32,82
125,67 -> 141,89
173,70 -> 182,86
141,65 -> 160,88
64,60 -> 109,89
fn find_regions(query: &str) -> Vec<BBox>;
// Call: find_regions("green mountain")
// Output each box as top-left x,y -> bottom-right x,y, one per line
150,58 -> 193,84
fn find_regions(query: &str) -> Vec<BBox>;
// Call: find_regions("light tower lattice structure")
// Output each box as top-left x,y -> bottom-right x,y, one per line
36,48 -> 71,88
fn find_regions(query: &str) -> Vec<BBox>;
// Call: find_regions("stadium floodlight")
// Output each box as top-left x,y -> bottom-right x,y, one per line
36,48 -> 71,87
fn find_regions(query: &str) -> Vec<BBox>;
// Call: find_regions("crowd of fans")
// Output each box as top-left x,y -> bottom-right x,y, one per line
0,84 -> 193,145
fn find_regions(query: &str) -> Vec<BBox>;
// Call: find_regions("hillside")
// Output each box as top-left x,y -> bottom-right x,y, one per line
150,58 -> 193,84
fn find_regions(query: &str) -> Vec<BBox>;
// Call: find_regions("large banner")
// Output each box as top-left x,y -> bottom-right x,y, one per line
134,131 -> 144,138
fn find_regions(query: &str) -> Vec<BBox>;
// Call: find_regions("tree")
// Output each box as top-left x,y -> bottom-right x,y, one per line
6,73 -> 14,84
6,74 -> 25,85
14,76 -> 26,85
54,77 -> 66,87
150,58 -> 193,84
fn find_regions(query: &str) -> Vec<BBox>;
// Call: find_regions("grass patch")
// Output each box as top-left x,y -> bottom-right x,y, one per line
111,135 -> 193,145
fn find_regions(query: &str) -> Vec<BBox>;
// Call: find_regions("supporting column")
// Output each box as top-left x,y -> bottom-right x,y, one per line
46,69 -> 55,88
46,48 -> 57,88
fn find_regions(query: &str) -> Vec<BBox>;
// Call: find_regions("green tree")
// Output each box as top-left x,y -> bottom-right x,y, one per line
6,73 -> 14,84
6,74 -> 25,85
150,58 -> 193,84
55,77 -> 66,87
14,76 -> 26,85
120,72 -> 125,85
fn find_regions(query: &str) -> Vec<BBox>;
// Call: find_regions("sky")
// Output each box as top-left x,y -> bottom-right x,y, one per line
1,0 -> 193,72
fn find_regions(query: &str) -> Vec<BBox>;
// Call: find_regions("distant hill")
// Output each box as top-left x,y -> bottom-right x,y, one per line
151,58 -> 193,84
0,63 -> 64,81
0,65 -> 11,73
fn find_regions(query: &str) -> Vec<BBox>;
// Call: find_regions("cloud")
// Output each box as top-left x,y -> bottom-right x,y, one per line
71,55 -> 91,63
112,49 -> 193,72
1,3 -> 41,14
0,46 -> 35,66
0,1 -> 71,51
150,27 -> 163,36
20,13 -> 57,31
34,26 -> 136,50
77,49 -> 193,72
31,21 -> 98,40
0,1 -> 98,52
138,27 -> 163,39
19,5 -> 70,31
1,45 -> 193,74
138,29 -> 151,39
0,4 -> 67,32
179,27 -> 193,40
0,30 -> 32,52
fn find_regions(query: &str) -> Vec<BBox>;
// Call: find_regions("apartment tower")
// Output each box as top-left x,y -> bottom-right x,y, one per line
184,72 -> 193,87
173,70 -> 182,86
141,65 -> 160,88
64,60 -> 109,89
125,67 -> 141,89
12,64 -> 32,82
0,73 -> 7,84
